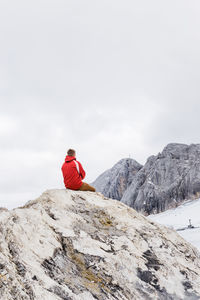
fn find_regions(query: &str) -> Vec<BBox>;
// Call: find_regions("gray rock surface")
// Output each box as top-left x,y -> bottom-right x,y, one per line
0,189 -> 200,299
121,143 -> 200,214
92,158 -> 142,200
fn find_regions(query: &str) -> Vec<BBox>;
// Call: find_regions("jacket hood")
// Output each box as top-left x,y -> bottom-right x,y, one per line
65,155 -> 76,162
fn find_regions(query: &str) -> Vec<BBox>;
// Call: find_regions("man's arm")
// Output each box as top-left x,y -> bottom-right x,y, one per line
78,162 -> 86,179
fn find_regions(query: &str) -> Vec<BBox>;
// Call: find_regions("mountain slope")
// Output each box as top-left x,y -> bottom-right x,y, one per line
0,189 -> 200,299
148,197 -> 200,251
121,143 -> 200,214
92,158 -> 142,200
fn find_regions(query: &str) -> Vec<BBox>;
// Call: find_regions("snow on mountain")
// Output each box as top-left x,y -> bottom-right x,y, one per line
0,189 -> 200,299
148,197 -> 200,251
92,158 -> 142,200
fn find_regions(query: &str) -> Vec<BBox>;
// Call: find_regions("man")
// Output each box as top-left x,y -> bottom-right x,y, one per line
61,149 -> 96,192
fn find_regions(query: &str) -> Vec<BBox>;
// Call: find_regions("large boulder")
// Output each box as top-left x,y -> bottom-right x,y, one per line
0,189 -> 200,299
121,143 -> 200,214
92,158 -> 142,200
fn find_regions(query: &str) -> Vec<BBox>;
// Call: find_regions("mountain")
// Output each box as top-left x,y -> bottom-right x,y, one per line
121,143 -> 200,214
92,158 -> 143,200
0,189 -> 200,299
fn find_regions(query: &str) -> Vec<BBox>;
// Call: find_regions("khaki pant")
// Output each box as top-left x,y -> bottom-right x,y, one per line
79,182 -> 96,192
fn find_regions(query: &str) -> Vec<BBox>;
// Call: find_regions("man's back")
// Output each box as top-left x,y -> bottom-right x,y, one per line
62,155 -> 85,190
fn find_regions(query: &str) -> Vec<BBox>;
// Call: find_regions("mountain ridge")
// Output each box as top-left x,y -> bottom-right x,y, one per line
92,158 -> 142,200
122,143 -> 200,214
0,189 -> 200,299
93,143 -> 200,215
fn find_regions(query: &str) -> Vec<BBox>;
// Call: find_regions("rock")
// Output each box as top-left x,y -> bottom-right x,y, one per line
0,189 -> 200,299
121,143 -> 200,214
92,158 -> 142,200
93,143 -> 200,215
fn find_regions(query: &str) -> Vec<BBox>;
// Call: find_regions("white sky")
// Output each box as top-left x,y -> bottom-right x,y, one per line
1,0 -> 200,208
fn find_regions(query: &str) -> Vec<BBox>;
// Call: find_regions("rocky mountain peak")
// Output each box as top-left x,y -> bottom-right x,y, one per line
119,143 -> 200,214
161,143 -> 200,159
92,158 -> 142,200
0,189 -> 200,299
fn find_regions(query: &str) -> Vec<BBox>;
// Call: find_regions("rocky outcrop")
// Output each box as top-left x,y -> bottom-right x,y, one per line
121,143 -> 200,214
92,158 -> 142,200
0,189 -> 200,299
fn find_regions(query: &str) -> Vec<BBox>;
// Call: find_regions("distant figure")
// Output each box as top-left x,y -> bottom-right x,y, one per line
188,219 -> 194,229
61,149 -> 96,192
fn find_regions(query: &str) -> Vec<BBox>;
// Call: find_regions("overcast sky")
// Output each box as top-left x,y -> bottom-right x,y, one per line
1,0 -> 200,208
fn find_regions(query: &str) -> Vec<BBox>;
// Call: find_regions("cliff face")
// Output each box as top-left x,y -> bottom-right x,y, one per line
92,158 -> 142,200
0,189 -> 200,299
121,143 -> 200,214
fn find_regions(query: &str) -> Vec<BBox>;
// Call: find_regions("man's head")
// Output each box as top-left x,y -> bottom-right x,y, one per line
67,149 -> 76,157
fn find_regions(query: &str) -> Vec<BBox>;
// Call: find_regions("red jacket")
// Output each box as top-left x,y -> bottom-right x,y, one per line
61,156 -> 86,190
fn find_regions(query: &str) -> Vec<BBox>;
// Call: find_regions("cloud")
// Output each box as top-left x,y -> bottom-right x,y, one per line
0,115 -> 19,136
0,0 -> 200,208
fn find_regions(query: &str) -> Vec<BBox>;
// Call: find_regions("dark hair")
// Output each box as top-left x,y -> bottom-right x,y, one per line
67,149 -> 76,156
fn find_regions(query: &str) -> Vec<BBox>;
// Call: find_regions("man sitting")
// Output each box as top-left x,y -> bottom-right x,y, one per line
61,149 -> 96,192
